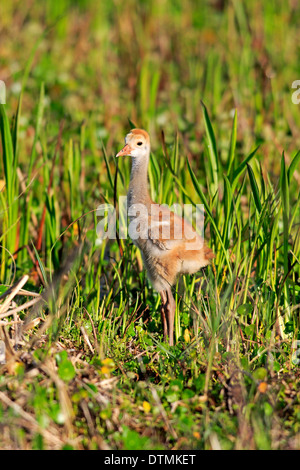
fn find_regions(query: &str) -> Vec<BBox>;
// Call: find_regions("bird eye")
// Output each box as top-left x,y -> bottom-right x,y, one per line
137,141 -> 143,146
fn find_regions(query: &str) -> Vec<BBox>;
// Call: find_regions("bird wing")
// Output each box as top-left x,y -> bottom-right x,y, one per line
147,204 -> 203,252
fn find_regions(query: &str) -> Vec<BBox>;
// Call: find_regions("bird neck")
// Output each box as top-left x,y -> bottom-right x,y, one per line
128,154 -> 151,207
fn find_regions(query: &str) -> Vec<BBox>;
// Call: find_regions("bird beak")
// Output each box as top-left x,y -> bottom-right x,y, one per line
116,144 -> 132,157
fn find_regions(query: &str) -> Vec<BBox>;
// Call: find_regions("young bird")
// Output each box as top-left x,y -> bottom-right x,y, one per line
116,129 -> 214,346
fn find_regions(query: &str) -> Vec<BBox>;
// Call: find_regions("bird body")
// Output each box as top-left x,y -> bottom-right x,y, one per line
117,129 -> 214,345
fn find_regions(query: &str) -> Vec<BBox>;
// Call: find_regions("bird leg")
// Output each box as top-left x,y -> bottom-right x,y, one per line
160,290 -> 168,343
160,288 -> 176,346
166,287 -> 176,346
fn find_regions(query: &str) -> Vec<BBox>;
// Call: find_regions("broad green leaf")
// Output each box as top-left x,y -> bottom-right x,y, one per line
237,303 -> 253,315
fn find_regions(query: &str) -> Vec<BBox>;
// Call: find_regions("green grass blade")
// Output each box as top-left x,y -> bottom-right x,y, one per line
0,104 -> 14,205
227,108 -> 237,177
231,145 -> 260,191
280,152 -> 290,310
222,174 -> 233,245
100,138 -> 114,190
201,101 -> 219,196
32,242 -> 48,287
287,150 -> 300,184
247,163 -> 262,213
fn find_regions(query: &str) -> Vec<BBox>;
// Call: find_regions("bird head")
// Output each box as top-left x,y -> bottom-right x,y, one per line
116,129 -> 150,159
